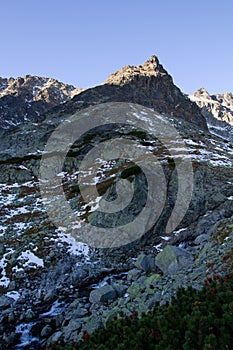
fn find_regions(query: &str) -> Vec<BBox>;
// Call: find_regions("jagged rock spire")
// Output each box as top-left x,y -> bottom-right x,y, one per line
105,55 -> 169,86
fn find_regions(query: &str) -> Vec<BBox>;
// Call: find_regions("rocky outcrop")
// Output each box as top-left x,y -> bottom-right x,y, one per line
105,55 -> 170,86
89,285 -> 117,304
189,88 -> 233,140
155,245 -> 193,275
53,56 -> 207,131
0,57 -> 207,132
190,88 -> 233,125
135,253 -> 155,272
0,75 -> 83,129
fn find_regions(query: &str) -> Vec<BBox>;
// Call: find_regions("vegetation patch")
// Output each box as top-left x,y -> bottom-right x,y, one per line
52,274 -> 233,350
212,221 -> 233,245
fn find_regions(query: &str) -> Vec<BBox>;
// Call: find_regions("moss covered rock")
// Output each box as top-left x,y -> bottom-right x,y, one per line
155,245 -> 193,275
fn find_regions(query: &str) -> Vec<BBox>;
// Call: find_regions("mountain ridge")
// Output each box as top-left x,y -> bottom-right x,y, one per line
50,55 -> 208,131
189,87 -> 233,125
0,75 -> 83,129
1,57 -> 233,136
189,87 -> 233,140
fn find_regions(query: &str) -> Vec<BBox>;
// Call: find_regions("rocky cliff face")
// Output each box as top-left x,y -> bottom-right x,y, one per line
0,75 -> 83,129
105,55 -> 170,85
58,56 -> 207,131
189,88 -> 233,140
190,88 -> 233,125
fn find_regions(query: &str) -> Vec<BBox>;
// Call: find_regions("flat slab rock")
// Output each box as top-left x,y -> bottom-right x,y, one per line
89,285 -> 117,304
155,245 -> 193,275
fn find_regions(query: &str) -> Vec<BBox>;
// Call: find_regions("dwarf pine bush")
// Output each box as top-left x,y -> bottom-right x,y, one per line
53,273 -> 233,350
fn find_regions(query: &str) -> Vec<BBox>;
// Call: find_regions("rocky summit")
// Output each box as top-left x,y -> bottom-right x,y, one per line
0,56 -> 233,349
55,55 -> 207,131
189,87 -> 233,141
0,75 -> 83,129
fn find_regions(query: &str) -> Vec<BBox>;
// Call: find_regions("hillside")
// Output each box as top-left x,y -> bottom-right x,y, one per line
0,56 -> 232,349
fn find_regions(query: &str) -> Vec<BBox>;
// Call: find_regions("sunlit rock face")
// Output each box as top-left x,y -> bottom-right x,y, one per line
0,75 -> 83,129
61,55 -> 207,130
190,88 -> 233,141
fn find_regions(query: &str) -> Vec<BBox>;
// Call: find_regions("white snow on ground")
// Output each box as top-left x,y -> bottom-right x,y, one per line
17,250 -> 44,268
227,148 -> 233,156
0,225 -> 7,237
82,196 -> 102,212
160,236 -> 171,241
7,206 -> 30,218
154,243 -> 163,252
133,111 -> 169,125
189,95 -> 218,105
209,159 -> 232,167
0,123 -> 232,289
56,171 -> 67,178
18,165 -> 30,171
5,291 -> 20,301
55,228 -> 89,257
0,248 -> 14,287
12,266 -> 24,273
173,227 -> 187,236
208,124 -> 227,131
0,192 -> 17,206
15,322 -> 39,348
13,222 -> 32,233
0,180 -> 37,191
184,139 -> 200,146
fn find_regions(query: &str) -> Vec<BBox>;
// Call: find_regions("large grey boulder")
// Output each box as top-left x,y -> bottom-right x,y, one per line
127,268 -> 142,282
0,296 -> 13,310
63,319 -> 81,342
135,253 -> 155,272
41,325 -> 53,338
113,284 -> 128,297
155,245 -> 193,275
46,331 -> 63,347
89,285 -> 117,304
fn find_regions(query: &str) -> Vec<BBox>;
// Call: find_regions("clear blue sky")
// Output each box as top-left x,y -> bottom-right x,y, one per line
1,0 -> 233,94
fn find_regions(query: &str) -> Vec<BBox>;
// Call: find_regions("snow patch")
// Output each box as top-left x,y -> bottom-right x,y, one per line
154,243 -> 163,252
5,291 -> 20,301
160,236 -> 171,241
18,250 -> 44,268
0,248 -> 14,287
55,229 -> 89,257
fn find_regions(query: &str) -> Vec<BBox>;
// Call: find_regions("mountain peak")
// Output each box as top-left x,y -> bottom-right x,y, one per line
140,54 -> 161,69
0,75 -> 83,100
140,54 -> 159,66
189,87 -> 233,129
0,75 -> 84,129
195,87 -> 210,95
105,55 -> 169,86
191,88 -> 211,100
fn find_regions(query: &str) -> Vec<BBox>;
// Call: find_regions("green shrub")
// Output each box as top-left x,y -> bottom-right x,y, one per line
52,274 -> 233,350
